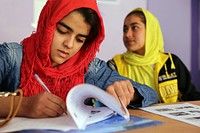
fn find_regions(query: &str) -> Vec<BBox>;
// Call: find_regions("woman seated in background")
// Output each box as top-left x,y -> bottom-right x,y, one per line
108,7 -> 200,103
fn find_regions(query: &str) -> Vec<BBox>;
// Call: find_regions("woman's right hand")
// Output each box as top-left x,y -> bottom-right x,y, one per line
19,92 -> 66,118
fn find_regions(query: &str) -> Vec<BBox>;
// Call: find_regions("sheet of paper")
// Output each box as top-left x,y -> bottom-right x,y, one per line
86,107 -> 115,125
0,114 -> 77,132
0,84 -> 130,132
66,84 -> 130,129
141,103 -> 200,127
3,115 -> 163,133
0,108 -> 116,133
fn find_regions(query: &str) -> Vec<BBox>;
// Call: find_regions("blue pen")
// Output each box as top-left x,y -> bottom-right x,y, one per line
34,74 -> 51,93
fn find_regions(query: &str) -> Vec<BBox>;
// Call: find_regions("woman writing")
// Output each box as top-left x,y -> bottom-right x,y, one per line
0,1 -> 157,119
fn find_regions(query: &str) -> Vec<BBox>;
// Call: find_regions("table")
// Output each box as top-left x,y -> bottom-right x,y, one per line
3,101 -> 200,133
123,101 -> 200,133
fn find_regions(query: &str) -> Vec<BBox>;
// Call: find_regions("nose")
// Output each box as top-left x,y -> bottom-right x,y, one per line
124,28 -> 132,38
63,36 -> 74,49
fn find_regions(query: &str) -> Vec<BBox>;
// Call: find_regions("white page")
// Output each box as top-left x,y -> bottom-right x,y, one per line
0,84 -> 130,132
66,84 -> 130,129
86,107 -> 115,125
0,114 -> 77,133
141,103 -> 200,127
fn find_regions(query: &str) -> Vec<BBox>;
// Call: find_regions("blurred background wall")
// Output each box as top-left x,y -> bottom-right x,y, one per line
147,0 -> 200,91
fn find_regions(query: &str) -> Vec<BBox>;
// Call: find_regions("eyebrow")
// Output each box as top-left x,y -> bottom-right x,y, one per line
57,22 -> 89,38
124,22 -> 138,27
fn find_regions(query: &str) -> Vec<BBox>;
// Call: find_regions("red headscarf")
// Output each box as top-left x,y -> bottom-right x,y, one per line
20,0 -> 105,100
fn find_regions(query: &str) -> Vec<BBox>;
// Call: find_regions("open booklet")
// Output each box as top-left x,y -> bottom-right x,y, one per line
66,83 -> 130,129
0,84 -> 130,132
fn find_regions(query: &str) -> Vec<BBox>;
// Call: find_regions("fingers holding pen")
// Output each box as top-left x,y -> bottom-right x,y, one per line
48,93 -> 67,116
22,92 -> 66,118
33,74 -> 67,117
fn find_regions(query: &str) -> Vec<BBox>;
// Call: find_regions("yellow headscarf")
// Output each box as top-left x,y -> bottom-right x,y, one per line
113,7 -> 164,90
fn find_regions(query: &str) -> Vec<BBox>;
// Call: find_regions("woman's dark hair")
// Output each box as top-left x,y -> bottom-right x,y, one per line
126,10 -> 146,26
75,8 -> 100,45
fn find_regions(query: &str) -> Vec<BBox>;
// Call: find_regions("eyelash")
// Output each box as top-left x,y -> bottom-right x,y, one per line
57,27 -> 85,43
123,26 -> 138,33
77,39 -> 84,43
57,27 -> 67,34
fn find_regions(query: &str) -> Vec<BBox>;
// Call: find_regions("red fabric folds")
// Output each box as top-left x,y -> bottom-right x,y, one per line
20,0 -> 105,101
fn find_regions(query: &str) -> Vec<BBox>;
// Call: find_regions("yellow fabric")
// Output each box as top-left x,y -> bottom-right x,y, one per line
158,78 -> 178,103
154,53 -> 178,103
154,53 -> 168,97
113,8 -> 179,103
114,54 -> 155,90
113,7 -> 164,91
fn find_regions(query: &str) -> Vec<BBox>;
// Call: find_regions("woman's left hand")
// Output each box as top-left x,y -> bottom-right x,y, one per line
106,80 -> 135,109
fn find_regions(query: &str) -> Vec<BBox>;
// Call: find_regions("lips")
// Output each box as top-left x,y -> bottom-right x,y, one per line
125,41 -> 134,45
125,39 -> 135,44
126,39 -> 134,43
58,49 -> 69,58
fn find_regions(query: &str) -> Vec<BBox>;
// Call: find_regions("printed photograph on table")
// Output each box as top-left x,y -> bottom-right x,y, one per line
141,103 -> 200,127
